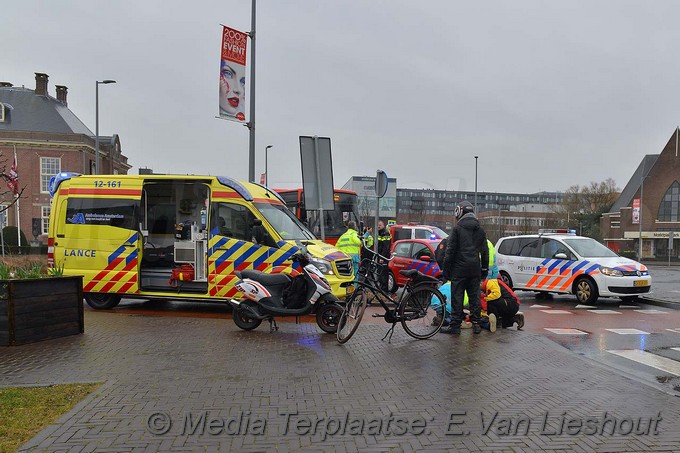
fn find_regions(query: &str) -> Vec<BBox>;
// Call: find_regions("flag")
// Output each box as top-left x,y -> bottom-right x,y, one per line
6,153 -> 18,195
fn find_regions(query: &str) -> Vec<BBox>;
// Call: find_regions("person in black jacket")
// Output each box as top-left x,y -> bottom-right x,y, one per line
442,200 -> 489,334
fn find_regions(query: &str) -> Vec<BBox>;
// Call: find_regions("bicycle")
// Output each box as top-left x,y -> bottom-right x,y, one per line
337,247 -> 447,343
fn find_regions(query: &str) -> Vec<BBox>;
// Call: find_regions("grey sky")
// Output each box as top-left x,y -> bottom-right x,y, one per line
2,0 -> 679,194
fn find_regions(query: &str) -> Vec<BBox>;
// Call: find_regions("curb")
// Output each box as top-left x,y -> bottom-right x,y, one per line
640,296 -> 680,310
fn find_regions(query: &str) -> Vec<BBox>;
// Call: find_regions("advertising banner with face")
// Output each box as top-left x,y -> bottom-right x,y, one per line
219,25 -> 247,122
632,198 -> 640,224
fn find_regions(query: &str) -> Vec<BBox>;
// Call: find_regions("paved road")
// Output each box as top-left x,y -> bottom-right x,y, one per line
1,263 -> 678,452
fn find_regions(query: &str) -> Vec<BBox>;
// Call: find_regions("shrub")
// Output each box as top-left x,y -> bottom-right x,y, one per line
0,256 -> 53,279
620,250 -> 638,260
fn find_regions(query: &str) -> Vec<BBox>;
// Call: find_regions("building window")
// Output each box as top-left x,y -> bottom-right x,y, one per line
0,103 -> 5,122
41,205 -> 51,234
658,181 -> 680,222
41,157 -> 61,193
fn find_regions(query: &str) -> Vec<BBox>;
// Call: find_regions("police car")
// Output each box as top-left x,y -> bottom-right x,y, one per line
495,229 -> 651,304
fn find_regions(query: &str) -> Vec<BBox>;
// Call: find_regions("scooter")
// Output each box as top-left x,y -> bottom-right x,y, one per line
228,250 -> 344,333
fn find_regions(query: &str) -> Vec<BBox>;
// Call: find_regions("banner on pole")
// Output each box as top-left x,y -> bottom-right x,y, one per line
632,198 -> 640,224
219,25 -> 247,123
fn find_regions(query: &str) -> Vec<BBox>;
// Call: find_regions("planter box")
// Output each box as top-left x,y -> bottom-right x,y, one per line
0,276 -> 84,346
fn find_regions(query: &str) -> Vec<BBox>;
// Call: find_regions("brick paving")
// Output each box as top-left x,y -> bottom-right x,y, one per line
2,310 -> 680,452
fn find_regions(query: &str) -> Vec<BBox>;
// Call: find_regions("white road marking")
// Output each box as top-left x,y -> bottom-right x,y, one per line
574,304 -> 596,309
530,304 -> 550,309
667,329 -> 680,334
633,309 -> 667,314
671,347 -> 680,352
587,310 -> 621,314
544,328 -> 588,335
540,310 -> 573,314
608,349 -> 680,376
606,328 -> 650,335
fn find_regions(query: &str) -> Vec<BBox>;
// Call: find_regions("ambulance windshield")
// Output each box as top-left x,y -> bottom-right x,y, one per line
255,203 -> 316,241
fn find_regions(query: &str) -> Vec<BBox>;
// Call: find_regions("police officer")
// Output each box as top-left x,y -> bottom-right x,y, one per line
376,220 -> 392,293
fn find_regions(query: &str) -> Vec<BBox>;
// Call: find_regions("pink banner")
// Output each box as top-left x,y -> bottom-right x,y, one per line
219,25 -> 247,122
632,198 -> 640,224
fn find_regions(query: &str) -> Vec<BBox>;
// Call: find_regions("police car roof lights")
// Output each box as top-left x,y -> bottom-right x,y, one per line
538,228 -> 577,235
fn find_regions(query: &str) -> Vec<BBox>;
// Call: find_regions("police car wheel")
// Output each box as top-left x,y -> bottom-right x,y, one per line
499,271 -> 513,288
574,277 -> 598,304
84,293 -> 122,310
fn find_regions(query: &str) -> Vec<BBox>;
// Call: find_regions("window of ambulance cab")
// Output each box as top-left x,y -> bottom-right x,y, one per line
254,202 -> 315,241
211,203 -> 255,241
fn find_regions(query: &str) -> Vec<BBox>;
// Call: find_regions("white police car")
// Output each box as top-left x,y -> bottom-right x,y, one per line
495,229 -> 651,304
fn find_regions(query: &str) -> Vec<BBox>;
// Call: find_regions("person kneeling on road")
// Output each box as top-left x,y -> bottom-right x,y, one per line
481,278 -> 524,330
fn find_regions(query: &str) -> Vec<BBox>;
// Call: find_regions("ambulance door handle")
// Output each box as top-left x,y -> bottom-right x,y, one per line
124,243 -> 136,247
57,234 -> 64,238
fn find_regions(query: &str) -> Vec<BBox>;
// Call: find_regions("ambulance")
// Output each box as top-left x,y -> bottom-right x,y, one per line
47,173 -> 355,309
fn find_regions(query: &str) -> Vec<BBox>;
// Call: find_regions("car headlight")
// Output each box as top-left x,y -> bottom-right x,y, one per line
599,266 -> 623,277
310,257 -> 334,275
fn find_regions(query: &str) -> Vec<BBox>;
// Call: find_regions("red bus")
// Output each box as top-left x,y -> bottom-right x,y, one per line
275,188 -> 360,245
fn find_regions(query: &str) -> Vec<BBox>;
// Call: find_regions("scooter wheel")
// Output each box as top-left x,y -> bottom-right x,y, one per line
233,304 -> 262,331
316,303 -> 343,334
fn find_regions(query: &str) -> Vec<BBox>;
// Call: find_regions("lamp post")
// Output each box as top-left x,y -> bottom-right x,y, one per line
95,80 -> 116,175
264,145 -> 273,185
474,156 -> 479,213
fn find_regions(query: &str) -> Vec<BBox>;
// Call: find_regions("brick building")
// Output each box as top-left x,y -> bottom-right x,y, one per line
601,129 -> 680,260
0,73 -> 130,246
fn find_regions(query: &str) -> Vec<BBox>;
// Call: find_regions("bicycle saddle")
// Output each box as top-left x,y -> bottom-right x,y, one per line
399,269 -> 439,283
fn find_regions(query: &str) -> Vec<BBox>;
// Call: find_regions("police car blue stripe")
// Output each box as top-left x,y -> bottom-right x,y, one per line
571,260 -> 589,274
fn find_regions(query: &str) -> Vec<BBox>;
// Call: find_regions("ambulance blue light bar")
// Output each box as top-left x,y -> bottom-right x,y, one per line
48,172 -> 81,198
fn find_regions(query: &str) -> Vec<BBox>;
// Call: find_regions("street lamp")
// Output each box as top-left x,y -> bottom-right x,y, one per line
474,156 -> 479,213
95,80 -> 116,175
264,145 -> 273,185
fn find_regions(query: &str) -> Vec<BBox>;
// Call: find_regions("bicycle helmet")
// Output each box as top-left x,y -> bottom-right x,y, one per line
454,200 -> 474,220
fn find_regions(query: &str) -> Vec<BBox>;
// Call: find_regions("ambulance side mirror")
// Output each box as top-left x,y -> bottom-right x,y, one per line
139,223 -> 149,245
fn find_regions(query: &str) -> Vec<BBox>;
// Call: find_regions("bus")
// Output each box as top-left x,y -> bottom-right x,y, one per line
275,188 -> 360,246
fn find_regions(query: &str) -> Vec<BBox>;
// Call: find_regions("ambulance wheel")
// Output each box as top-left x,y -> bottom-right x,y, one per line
233,306 -> 262,331
316,303 -> 343,334
84,293 -> 121,310
574,277 -> 598,305
499,271 -> 513,288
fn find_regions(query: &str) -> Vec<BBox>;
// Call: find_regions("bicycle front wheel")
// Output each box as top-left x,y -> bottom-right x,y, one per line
399,284 -> 446,339
337,288 -> 368,344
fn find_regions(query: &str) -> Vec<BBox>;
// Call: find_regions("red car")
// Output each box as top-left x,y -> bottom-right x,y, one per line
387,239 -> 443,291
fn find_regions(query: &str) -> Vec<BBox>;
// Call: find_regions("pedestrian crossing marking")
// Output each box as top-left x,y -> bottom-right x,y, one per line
587,310 -> 621,314
671,347 -> 680,352
574,304 -> 596,309
608,349 -> 680,377
544,328 -> 588,335
530,304 -> 550,309
633,309 -> 667,314
540,310 -> 573,314
667,329 -> 680,334
606,328 -> 650,335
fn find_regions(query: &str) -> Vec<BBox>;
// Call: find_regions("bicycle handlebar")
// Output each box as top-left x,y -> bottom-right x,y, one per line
360,245 -> 395,262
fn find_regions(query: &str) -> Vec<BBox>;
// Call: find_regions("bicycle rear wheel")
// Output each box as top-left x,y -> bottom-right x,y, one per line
399,284 -> 445,339
337,288 -> 368,344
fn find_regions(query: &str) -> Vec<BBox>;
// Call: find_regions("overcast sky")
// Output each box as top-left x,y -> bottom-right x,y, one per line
3,1 -> 679,194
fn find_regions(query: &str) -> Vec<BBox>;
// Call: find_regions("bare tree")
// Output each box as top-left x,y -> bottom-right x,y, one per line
551,178 -> 619,240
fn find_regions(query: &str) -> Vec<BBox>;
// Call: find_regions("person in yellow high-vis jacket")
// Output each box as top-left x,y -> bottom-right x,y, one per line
336,221 -> 362,277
